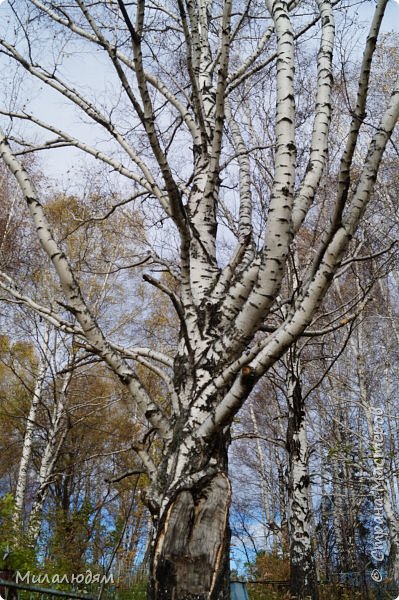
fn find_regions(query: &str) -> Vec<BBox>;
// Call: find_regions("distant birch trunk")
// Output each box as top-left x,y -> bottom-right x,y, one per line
249,401 -> 273,545
384,364 -> 399,583
356,320 -> 399,582
27,370 -> 72,545
14,327 -> 50,527
330,427 -> 358,574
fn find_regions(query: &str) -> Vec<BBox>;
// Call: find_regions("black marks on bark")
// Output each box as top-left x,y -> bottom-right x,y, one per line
145,408 -> 160,421
241,365 -> 255,384
117,372 -> 131,386
286,375 -> 319,600
173,353 -> 191,392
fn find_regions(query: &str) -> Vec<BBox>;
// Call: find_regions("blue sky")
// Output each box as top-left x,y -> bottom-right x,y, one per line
0,0 -> 398,187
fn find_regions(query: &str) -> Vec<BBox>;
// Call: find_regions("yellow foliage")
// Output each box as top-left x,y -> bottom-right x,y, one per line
0,334 -> 10,353
252,548 -> 290,582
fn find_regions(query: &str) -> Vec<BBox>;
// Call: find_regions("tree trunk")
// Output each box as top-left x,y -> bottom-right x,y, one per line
27,370 -> 71,544
147,424 -> 231,600
148,473 -> 231,600
14,328 -> 49,524
355,322 -> 399,580
249,402 -> 272,545
384,499 -> 399,582
286,374 -> 319,600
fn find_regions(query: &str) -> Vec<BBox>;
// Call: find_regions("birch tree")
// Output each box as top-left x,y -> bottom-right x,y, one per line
13,326 -> 50,528
27,361 -> 73,545
282,351 -> 318,599
0,0 -> 399,598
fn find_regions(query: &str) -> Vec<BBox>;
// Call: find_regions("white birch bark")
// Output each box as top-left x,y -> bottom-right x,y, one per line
285,368 -> 319,599
292,0 -> 334,231
13,327 -> 50,526
27,370 -> 72,544
249,402 -> 272,545
355,319 -> 399,581
0,134 -> 170,448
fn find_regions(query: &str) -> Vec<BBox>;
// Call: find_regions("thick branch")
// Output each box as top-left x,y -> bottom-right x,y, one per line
0,134 -> 171,439
292,0 -> 334,231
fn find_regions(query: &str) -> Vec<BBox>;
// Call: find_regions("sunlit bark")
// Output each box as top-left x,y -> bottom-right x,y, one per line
286,369 -> 319,600
14,328 -> 50,526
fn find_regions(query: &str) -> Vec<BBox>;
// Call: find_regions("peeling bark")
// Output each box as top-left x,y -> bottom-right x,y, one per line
149,472 -> 231,600
144,410 -> 232,600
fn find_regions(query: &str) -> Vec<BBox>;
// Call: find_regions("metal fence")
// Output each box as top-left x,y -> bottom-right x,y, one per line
0,579 -> 98,600
246,574 -> 399,599
1,574 -> 397,600
0,577 -> 147,600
